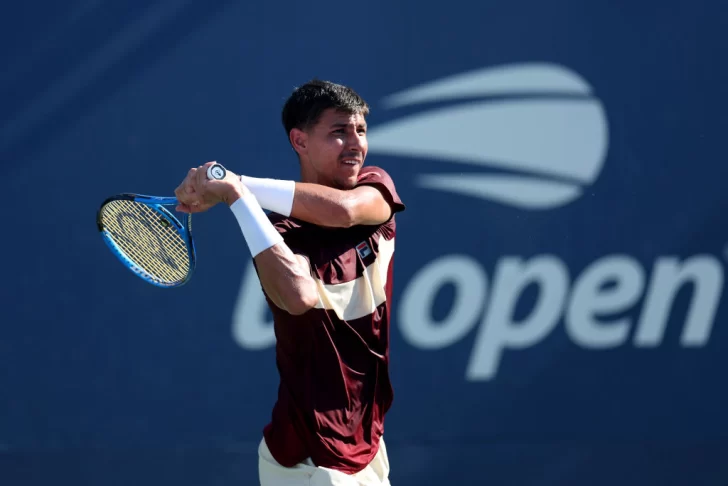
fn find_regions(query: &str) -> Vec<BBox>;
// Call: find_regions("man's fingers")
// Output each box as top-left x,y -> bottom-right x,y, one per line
180,168 -> 197,196
195,162 -> 216,188
185,173 -> 197,194
175,185 -> 195,205
176,163 -> 223,214
175,168 -> 204,206
177,202 -> 207,214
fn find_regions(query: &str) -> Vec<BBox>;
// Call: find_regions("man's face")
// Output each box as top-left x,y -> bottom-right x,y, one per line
298,108 -> 368,189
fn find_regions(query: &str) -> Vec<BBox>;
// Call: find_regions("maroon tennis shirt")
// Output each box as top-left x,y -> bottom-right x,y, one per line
256,166 -> 405,474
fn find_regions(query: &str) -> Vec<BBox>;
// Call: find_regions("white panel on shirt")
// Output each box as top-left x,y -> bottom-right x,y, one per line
313,236 -> 395,321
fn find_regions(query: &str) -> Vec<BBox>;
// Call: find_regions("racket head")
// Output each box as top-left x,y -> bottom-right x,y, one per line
96,194 -> 196,288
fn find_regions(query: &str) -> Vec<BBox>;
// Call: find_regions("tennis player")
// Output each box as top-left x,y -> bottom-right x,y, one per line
175,80 -> 405,485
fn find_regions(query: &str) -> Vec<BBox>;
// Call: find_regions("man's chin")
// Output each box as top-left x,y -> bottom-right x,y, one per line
334,174 -> 359,190
341,179 -> 359,190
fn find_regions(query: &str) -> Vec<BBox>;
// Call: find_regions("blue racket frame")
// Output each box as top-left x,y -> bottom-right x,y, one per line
96,193 -> 196,288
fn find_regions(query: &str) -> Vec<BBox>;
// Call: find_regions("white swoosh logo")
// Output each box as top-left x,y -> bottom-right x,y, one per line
367,63 -> 609,210
381,62 -> 593,108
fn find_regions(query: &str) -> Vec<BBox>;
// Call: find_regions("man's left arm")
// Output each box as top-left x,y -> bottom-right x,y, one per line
286,183 -> 389,228
175,163 -> 405,227
239,168 -> 405,228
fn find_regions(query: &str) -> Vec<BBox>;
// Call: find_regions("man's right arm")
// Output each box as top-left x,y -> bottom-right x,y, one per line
253,244 -> 318,315
229,189 -> 319,316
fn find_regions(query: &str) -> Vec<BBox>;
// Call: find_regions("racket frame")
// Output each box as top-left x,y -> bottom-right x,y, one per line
96,193 -> 196,288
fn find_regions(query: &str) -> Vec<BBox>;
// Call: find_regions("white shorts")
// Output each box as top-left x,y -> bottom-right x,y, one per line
258,437 -> 391,486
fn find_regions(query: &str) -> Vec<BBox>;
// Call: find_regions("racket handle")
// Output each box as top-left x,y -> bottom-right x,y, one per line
207,163 -> 227,180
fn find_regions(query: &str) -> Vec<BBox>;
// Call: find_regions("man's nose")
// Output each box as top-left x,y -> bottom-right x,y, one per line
347,132 -> 363,151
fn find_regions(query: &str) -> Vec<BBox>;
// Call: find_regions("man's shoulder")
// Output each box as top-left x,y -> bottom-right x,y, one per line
357,165 -> 394,183
357,165 -> 406,215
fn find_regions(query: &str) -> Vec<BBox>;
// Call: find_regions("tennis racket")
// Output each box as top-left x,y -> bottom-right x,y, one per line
96,163 -> 228,288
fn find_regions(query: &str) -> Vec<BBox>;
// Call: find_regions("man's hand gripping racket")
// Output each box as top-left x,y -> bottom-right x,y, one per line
96,163 -> 228,288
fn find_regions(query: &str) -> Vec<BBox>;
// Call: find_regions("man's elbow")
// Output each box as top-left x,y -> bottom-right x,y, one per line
283,283 -> 318,315
337,191 -> 391,228
328,197 -> 356,228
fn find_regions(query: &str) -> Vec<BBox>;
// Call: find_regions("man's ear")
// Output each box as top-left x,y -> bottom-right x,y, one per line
289,128 -> 308,154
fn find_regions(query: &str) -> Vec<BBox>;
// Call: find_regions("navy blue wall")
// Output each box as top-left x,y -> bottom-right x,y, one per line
2,1 -> 727,484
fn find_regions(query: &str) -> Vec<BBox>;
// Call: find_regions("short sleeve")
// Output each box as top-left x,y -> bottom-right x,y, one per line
266,214 -> 307,251
267,213 -> 302,235
356,166 -> 406,215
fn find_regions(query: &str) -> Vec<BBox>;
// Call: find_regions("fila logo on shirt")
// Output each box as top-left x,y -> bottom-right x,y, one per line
366,62 -> 609,210
356,241 -> 372,259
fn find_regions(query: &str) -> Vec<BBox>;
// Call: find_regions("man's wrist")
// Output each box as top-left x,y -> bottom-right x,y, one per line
229,192 -> 283,257
222,178 -> 248,207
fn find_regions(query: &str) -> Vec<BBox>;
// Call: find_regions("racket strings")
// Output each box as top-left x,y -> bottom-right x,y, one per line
100,200 -> 191,284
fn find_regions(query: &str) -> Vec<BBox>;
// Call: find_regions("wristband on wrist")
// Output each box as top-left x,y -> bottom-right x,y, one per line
230,193 -> 284,257
239,175 -> 295,217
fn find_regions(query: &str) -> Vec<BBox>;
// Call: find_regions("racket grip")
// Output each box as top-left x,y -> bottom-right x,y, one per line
207,163 -> 227,180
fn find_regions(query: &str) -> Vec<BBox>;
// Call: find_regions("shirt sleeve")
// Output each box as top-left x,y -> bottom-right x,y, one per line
356,166 -> 406,215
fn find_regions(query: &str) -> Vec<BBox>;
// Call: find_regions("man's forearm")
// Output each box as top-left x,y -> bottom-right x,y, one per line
290,182 -> 360,228
240,175 -> 388,228
240,175 -> 353,227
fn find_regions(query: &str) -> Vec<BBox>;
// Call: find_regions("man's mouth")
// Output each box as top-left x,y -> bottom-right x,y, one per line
340,158 -> 361,166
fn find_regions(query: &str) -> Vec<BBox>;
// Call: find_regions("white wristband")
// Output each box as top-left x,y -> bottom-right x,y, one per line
239,175 -> 296,217
230,193 -> 284,257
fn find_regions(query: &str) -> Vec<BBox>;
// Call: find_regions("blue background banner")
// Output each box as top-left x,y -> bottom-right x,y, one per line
2,1 -> 727,484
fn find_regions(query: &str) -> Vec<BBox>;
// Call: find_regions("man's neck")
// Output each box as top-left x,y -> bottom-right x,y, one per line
299,167 -> 334,188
